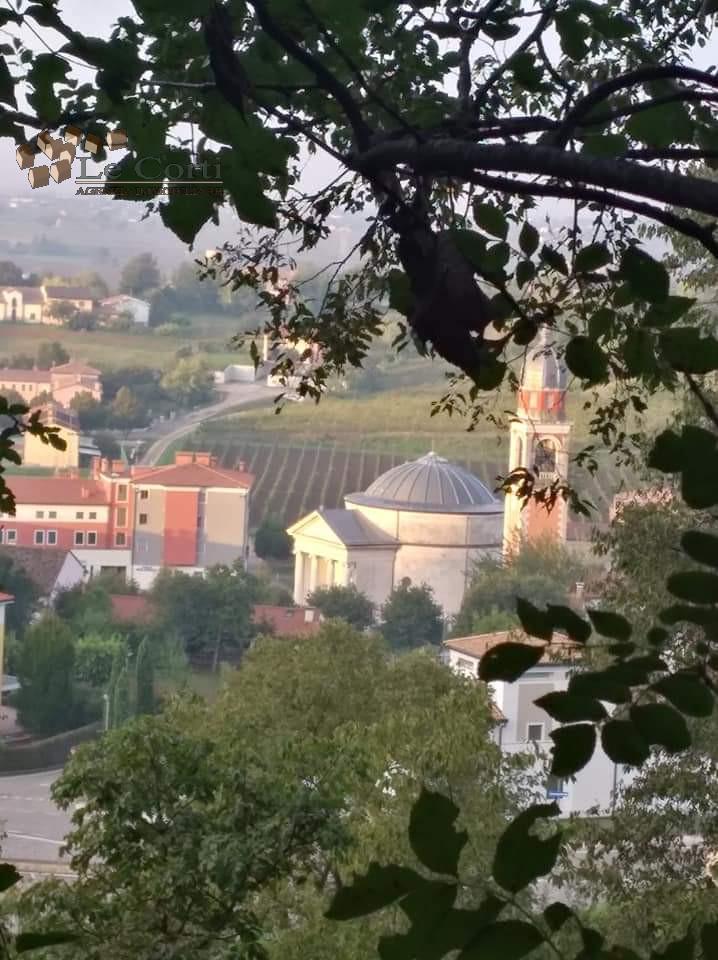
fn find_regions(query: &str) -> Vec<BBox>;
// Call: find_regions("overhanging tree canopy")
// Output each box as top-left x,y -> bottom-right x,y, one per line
2,1 -> 718,417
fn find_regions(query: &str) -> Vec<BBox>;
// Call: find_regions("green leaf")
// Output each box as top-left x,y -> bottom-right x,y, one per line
516,597 -> 553,641
620,246 -> 669,303
481,20 -> 521,41
543,902 -> 573,932
459,920 -> 543,960
550,723 -> 597,777
518,221 -> 539,257
387,269 -> 413,316
492,803 -> 561,893
555,10 -> 590,60
473,202 -> 508,240
601,720 -> 650,766
660,328 -> 718,374
0,862 -> 21,892
473,358 -> 507,392
409,790 -> 467,877
535,692 -> 607,723
580,133 -> 629,157
647,429 -> 684,473
651,930 -> 694,960
540,244 -> 569,276
667,570 -> 718,604
201,90 -> 294,174
27,53 -> 68,120
452,229 -> 488,272
626,101 -> 694,148
0,54 -> 16,108
586,609 -> 632,641
545,604 -> 592,643
642,296 -> 696,328
325,863 -> 420,920
516,260 -> 535,290
630,703 -> 691,753
570,671 -> 631,704
511,52 -> 544,91
159,190 -> 217,247
651,673 -> 714,718
15,932 -> 78,953
575,243 -> 611,273
565,336 -> 609,385
682,531 -> 718,569
219,150 -> 277,228
478,642 -> 544,682
701,922 -> 718,960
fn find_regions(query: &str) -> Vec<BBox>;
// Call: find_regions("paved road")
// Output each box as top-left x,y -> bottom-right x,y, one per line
140,381 -> 281,466
0,769 -> 72,863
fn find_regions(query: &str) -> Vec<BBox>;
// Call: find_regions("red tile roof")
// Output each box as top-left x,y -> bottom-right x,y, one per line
110,594 -> 155,624
44,286 -> 95,301
444,630 -> 581,664
0,592 -> 14,603
0,368 -> 51,383
51,362 -> 101,376
4,476 -> 108,506
133,462 -> 253,490
252,605 -> 322,636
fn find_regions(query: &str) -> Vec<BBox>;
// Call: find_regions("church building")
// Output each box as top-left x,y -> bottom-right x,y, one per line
288,331 -> 572,618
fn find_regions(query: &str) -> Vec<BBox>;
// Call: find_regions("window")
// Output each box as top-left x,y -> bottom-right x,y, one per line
35,510 -> 44,519
87,531 -> 97,546
115,532 -> 126,547
5,529 -> 16,544
535,438 -> 557,474
139,513 -> 148,526
527,723 -> 544,742
139,489 -> 149,500
89,511 -> 97,520
546,774 -> 566,798
47,530 -> 57,546
117,484 -> 128,502
116,507 -> 127,527
76,511 -> 84,520
457,656 -> 476,674
74,531 -> 85,546
48,511 -> 57,519
34,530 -> 45,546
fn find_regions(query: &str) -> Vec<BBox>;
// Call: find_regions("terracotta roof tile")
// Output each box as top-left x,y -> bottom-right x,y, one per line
252,605 -> 322,636
3,476 -> 108,506
134,462 -> 253,490
0,546 -> 81,596
0,368 -> 51,383
51,362 -> 101,376
444,630 -> 581,664
110,594 -> 155,624
43,286 -> 95,301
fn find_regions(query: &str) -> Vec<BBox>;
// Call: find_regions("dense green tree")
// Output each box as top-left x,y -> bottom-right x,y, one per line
16,616 -> 76,735
171,262 -> 221,312
74,633 -> 124,688
134,637 -> 154,716
120,253 -> 161,297
111,386 -> 141,426
452,538 -> 587,637
306,583 -> 375,631
0,261 -> 24,285
110,664 -> 131,730
253,515 -> 292,561
0,555 -> 38,634
379,578 -> 444,650
160,355 -> 214,407
36,341 -> 69,368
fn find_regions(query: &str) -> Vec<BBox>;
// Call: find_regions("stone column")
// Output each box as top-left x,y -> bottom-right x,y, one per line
308,554 -> 319,594
293,551 -> 304,604
330,559 -> 337,585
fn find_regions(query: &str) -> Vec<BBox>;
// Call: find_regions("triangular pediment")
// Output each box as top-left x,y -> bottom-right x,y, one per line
286,510 -> 346,546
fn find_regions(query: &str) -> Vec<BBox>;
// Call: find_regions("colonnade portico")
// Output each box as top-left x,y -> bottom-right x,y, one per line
293,549 -> 349,603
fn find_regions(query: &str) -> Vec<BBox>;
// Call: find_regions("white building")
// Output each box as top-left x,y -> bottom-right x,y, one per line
443,631 -> 623,816
100,295 -> 150,326
288,452 -> 504,616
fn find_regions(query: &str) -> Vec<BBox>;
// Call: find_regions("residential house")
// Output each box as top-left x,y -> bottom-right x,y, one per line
22,403 -> 100,470
99,295 -> 150,327
0,362 -> 102,407
443,630 -> 623,816
0,452 -> 254,588
0,285 -> 95,324
0,545 -> 86,606
0,592 -> 13,706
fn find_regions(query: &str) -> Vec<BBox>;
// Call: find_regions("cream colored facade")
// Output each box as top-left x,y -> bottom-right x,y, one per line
0,594 -> 13,706
23,422 -> 80,469
288,453 -> 504,617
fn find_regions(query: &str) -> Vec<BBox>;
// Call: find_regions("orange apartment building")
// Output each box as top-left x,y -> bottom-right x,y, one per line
0,452 -> 253,588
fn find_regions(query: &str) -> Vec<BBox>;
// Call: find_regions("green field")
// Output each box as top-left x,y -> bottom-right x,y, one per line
0,314 -> 253,371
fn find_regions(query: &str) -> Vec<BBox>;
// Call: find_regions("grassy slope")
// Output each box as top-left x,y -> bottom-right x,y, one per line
0,313 -> 253,371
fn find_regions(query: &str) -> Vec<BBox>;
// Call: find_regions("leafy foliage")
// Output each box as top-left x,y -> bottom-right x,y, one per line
306,583 -> 375,631
379,579 -> 444,650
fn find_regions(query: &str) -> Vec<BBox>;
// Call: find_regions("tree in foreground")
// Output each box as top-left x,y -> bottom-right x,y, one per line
306,583 -> 375,630
134,637 -> 155,716
13,622 -> 531,959
379,578 -> 444,650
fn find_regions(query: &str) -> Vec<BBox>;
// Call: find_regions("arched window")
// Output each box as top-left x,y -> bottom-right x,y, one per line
535,438 -> 557,473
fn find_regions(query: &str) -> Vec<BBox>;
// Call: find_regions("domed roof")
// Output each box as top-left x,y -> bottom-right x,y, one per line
345,452 -> 501,514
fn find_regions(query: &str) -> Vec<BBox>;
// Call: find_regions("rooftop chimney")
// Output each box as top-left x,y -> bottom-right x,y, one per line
194,452 -> 212,466
175,451 -> 195,466
237,460 -> 246,472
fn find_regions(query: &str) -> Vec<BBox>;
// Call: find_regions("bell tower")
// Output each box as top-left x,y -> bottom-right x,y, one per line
503,329 -> 571,555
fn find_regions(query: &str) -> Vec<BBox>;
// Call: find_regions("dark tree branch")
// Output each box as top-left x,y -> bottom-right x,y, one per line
354,139 -> 718,220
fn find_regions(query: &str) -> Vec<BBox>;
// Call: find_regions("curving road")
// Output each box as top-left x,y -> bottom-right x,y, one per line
0,769 -> 72,864
139,381 -> 281,466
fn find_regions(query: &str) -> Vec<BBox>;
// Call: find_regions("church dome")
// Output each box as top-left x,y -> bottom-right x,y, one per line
346,452 -> 501,514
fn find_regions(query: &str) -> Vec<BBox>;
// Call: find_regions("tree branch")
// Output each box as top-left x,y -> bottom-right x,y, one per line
353,139 -> 718,220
